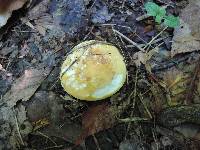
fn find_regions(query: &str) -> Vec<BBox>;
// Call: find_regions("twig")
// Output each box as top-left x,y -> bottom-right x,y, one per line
152,53 -> 195,72
136,14 -> 150,21
127,68 -> 138,106
125,69 -> 138,138
119,117 -> 149,123
92,135 -> 101,150
144,26 -> 168,50
100,23 -> 133,31
44,145 -> 63,150
139,93 -> 153,119
152,130 -> 159,149
36,131 -> 58,146
113,29 -> 145,52
127,37 -> 168,49
83,26 -> 94,40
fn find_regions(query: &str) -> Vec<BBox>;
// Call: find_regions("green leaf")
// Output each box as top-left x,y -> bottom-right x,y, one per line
145,2 -> 166,17
155,15 -> 163,23
164,15 -> 180,28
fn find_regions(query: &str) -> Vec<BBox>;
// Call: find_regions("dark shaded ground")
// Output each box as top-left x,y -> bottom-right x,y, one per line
1,0 -> 200,149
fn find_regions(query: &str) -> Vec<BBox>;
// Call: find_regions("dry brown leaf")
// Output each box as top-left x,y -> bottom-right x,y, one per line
150,82 -> 166,114
32,118 -> 50,131
24,0 -> 53,35
8,0 -> 27,12
133,47 -> 159,71
161,67 -> 188,105
3,67 -> 51,107
0,0 -> 28,27
76,103 -> 117,145
171,0 -> 200,57
185,58 -> 200,104
0,63 -> 5,71
0,12 -> 11,27
174,124 -> 200,139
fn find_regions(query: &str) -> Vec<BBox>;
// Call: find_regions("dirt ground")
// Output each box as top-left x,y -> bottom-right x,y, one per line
1,0 -> 200,149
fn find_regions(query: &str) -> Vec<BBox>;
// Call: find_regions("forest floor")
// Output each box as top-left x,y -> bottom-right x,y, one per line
1,0 -> 200,149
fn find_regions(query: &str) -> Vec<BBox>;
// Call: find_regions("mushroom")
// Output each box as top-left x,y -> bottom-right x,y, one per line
60,40 -> 127,101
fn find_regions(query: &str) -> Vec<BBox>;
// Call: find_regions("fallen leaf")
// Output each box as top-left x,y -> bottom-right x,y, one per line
26,0 -> 87,36
0,0 -> 28,13
0,63 -> 5,71
0,102 -> 32,148
91,5 -> 114,24
3,67 -> 51,107
143,25 -> 153,33
161,67 -> 188,106
26,91 -> 82,143
14,103 -> 33,137
150,82 -> 166,114
32,118 -> 50,131
76,103 -> 117,145
0,12 -> 11,27
174,124 -> 200,139
133,47 -> 159,72
158,104 -> 200,127
7,0 -> 28,12
185,58 -> 200,104
171,0 -> 200,57
0,0 -> 28,28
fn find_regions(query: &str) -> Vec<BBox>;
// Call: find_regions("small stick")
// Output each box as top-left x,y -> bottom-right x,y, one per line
36,131 -> 57,146
113,29 -> 145,52
125,69 -> 138,139
139,93 -> 153,119
119,117 -> 149,123
44,145 -> 63,150
92,135 -> 101,150
136,14 -> 150,21
144,26 -> 168,50
127,37 -> 168,48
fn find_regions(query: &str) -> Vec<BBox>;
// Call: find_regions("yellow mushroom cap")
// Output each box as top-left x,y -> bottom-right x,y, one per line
60,40 -> 127,101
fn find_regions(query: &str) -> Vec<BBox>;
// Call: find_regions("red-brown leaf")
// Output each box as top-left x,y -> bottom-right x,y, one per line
75,103 -> 117,145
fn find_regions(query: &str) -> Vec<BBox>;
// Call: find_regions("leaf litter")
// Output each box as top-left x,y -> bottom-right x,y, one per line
1,0 -> 200,149
171,0 -> 200,57
3,67 -> 51,107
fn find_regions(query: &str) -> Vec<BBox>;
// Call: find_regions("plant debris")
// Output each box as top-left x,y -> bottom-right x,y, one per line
1,0 -> 200,149
3,67 -> 51,107
171,0 -> 200,57
0,0 -> 28,28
